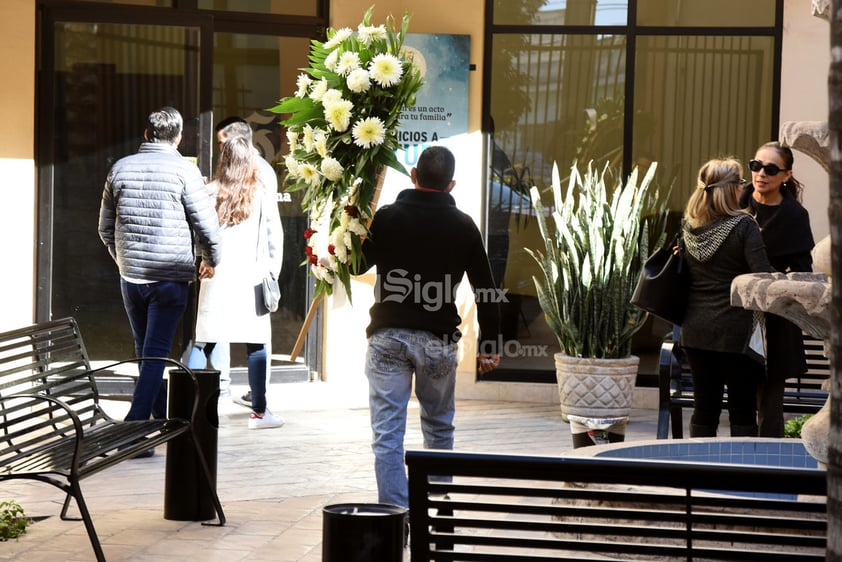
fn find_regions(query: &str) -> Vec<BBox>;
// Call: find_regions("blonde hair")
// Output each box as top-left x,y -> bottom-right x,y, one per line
683,158 -> 747,228
214,137 -> 259,226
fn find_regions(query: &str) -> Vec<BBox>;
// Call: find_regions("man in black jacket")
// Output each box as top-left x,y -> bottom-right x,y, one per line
358,145 -> 501,507
99,107 -> 221,435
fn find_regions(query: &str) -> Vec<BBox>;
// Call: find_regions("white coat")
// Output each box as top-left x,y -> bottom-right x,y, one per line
194,182 -> 283,343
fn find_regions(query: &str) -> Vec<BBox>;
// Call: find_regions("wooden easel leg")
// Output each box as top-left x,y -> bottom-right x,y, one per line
290,294 -> 324,362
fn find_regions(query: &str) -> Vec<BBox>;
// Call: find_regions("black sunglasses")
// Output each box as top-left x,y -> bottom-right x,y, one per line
749,159 -> 788,176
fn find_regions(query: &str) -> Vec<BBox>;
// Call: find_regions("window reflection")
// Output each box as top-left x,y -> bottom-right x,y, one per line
493,0 -> 628,26
486,3 -> 779,378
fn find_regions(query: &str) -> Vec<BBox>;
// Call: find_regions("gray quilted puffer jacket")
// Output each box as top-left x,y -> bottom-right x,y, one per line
98,142 -> 222,282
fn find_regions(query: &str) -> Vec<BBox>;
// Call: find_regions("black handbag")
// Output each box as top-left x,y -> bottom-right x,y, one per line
631,235 -> 689,325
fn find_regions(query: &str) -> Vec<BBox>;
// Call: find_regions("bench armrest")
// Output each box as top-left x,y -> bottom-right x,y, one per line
0,392 -> 86,471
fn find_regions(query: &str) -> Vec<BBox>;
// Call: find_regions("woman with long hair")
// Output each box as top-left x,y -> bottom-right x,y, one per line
194,136 -> 284,429
680,158 -> 774,437
739,141 -> 815,436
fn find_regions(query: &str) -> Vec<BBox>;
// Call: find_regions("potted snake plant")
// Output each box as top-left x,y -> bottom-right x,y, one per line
526,161 -> 668,428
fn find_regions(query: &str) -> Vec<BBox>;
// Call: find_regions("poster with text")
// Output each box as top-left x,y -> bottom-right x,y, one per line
378,33 -> 471,208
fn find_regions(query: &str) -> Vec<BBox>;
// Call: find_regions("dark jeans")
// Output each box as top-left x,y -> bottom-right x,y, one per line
683,347 -> 763,430
120,279 -> 189,421
246,343 -> 268,414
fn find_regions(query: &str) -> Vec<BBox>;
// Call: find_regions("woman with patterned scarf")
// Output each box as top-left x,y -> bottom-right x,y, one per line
679,158 -> 774,437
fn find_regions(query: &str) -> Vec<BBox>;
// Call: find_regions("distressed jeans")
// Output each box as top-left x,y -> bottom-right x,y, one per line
365,328 -> 458,507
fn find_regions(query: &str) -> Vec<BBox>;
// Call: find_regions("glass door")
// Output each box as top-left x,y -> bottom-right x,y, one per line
209,30 -> 313,381
37,5 -> 213,362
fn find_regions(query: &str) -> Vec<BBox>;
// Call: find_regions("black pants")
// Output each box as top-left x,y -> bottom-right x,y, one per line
683,347 -> 764,430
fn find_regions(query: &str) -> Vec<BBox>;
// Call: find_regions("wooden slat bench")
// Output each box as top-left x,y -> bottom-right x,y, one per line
406,449 -> 827,561
657,326 -> 830,439
0,317 -> 226,561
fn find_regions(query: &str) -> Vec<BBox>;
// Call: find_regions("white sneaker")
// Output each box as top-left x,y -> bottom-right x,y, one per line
248,409 -> 285,429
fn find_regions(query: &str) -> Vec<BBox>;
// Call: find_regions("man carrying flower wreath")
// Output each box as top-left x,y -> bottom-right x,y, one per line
355,145 -> 501,508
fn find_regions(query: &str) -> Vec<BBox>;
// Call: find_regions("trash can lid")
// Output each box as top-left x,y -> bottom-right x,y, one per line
323,503 -> 407,516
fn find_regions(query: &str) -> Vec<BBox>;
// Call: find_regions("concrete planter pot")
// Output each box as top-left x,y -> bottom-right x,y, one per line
554,353 -> 639,423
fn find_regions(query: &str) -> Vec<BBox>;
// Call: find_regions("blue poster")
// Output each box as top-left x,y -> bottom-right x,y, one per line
379,33 -> 471,207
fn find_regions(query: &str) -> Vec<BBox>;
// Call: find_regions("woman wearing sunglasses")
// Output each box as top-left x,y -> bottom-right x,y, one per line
739,141 -> 815,437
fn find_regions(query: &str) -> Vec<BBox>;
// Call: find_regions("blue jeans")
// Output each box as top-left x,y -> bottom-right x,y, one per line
187,342 -> 267,412
245,343 -> 268,414
187,342 -> 231,393
120,279 -> 189,421
365,328 -> 458,507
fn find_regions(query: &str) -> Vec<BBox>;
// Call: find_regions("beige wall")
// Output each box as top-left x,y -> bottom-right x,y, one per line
781,0 -> 830,241
0,0 -> 36,332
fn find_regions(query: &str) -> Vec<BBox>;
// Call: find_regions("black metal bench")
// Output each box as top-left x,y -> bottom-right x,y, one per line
406,449 -> 827,561
657,326 -> 830,439
0,317 -> 226,561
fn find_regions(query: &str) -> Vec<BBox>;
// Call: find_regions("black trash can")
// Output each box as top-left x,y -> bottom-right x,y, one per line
164,368 -> 220,521
322,503 -> 407,562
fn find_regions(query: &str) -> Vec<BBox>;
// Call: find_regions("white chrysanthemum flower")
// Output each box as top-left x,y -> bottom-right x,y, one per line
330,229 -> 349,263
286,129 -> 299,152
308,78 -> 329,102
284,155 -> 301,179
357,24 -> 387,45
322,88 -> 344,106
323,27 -> 353,50
321,157 -> 344,182
336,51 -> 361,76
313,130 -> 328,158
347,216 -> 368,237
324,49 -> 339,72
301,124 -> 315,153
368,53 -> 403,87
346,68 -> 371,93
324,98 -> 354,132
299,163 -> 321,187
295,73 -> 312,98
313,263 -> 335,282
352,116 -> 386,148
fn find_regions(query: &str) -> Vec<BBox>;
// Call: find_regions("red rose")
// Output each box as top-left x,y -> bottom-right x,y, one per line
304,228 -> 314,239
328,244 -> 336,255
305,246 -> 313,256
344,205 -> 358,217
308,254 -> 318,265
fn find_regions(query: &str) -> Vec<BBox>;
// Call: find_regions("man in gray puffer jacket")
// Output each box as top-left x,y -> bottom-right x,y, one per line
99,107 -> 222,435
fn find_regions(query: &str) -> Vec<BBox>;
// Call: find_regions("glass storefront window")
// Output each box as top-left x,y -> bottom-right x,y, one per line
493,0 -> 628,26
486,0 -> 780,380
199,0 -> 319,17
211,31 -> 312,364
72,0 -> 173,6
637,0 -> 776,27
488,32 -> 626,374
50,20 -> 201,359
633,35 -> 776,213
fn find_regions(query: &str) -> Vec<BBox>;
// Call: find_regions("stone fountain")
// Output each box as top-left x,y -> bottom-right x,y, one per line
731,270 -> 832,465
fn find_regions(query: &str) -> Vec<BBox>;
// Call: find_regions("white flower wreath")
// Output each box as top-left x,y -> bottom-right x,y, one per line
269,6 -> 424,302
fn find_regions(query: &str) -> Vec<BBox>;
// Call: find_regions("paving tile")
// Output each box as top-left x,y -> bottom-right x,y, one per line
1,381 -> 661,561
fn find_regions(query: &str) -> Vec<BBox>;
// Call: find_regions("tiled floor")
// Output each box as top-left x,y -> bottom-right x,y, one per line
0,380 -> 662,561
